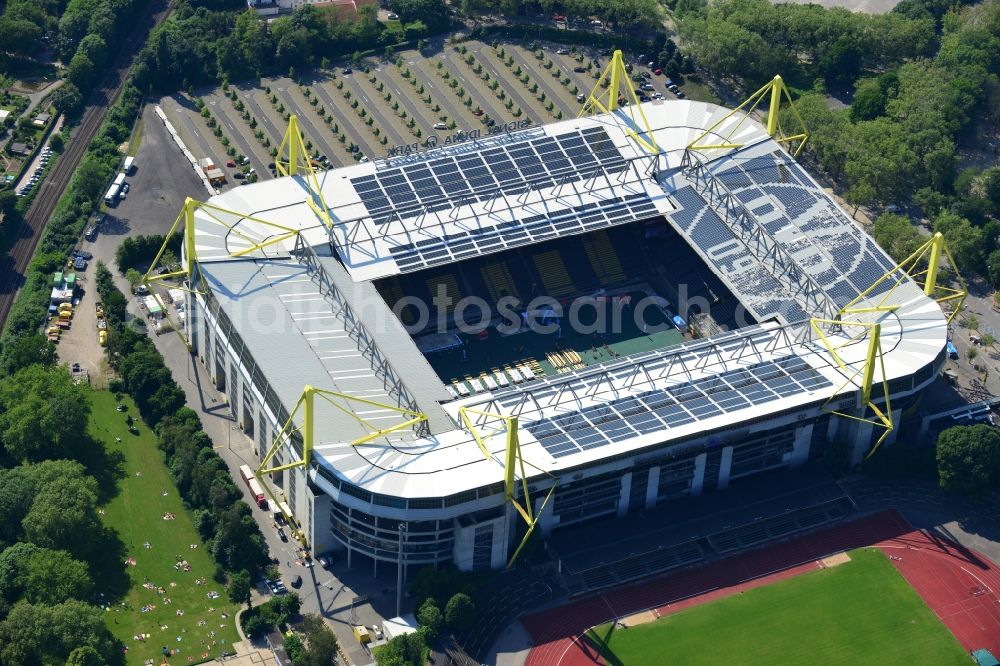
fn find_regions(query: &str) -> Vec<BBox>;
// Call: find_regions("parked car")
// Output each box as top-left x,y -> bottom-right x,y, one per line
317,555 -> 331,569
121,182 -> 130,194
73,249 -> 93,260
387,12 -> 399,19
226,160 -> 236,167
84,225 -> 98,241
277,527 -> 288,541
641,83 -> 654,90
577,94 -> 585,102
574,66 -> 587,73
556,48 -> 570,55
553,13 -> 566,21
433,122 -> 447,130
654,68 -> 663,76
233,172 -> 245,179
676,90 -> 686,98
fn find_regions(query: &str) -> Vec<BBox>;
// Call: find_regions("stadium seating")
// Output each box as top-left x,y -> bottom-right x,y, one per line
532,251 -> 576,297
583,231 -> 627,285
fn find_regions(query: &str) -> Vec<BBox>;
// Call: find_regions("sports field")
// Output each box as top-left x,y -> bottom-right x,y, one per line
584,548 -> 968,666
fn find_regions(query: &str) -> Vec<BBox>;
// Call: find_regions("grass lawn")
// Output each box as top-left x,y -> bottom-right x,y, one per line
88,391 -> 241,666
585,548 -> 968,666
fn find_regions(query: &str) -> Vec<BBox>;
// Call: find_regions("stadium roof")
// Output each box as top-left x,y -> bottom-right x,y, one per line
192,100 -> 947,500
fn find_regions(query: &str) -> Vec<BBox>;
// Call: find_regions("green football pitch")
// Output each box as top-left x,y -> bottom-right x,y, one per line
584,548 -> 968,666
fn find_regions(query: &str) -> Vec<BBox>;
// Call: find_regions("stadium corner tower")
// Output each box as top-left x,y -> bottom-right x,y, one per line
179,94 -> 948,573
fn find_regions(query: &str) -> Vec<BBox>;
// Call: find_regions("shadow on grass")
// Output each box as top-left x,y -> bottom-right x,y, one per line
79,435 -> 128,504
88,525 -> 131,602
581,623 -> 624,666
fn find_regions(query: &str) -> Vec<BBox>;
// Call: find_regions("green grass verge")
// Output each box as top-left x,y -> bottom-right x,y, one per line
585,548 -> 968,666
678,79 -> 721,105
88,391 -> 240,666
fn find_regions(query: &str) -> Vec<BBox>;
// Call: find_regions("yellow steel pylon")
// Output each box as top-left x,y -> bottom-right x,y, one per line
255,385 -> 428,530
458,407 -> 556,568
810,318 -> 893,458
839,232 -> 967,325
276,115 -> 333,229
688,75 -> 809,157
142,197 -> 302,347
579,50 -> 659,154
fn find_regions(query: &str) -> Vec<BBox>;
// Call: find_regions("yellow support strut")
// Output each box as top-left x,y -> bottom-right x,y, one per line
141,196 -> 305,348
254,385 -> 428,537
459,407 -> 556,568
810,318 -> 893,458
276,115 -> 334,230
579,50 -> 659,155
839,232 -> 967,325
688,74 -> 809,157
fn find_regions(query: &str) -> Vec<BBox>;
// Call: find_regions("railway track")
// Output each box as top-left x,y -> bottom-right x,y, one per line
0,0 -> 171,335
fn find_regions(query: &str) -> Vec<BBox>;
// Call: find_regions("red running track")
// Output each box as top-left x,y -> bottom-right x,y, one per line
522,510 -> 1000,666
877,523 -> 1000,656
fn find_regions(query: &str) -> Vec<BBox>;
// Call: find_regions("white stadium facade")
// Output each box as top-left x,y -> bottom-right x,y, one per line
169,73 -> 950,576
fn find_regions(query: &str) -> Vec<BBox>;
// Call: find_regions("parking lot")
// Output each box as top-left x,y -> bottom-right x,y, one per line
153,38 -> 687,173
56,103 -> 206,382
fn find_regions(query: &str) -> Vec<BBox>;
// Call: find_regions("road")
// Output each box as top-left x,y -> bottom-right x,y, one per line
13,115 -> 64,194
0,0 -> 172,333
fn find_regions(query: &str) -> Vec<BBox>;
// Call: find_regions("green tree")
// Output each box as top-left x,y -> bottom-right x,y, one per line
228,569 -> 252,606
77,34 -> 108,70
0,467 -> 36,546
51,83 -> 84,116
66,53 -> 97,92
66,645 -> 106,666
445,592 -> 475,632
22,463 -> 102,558
0,543 -> 93,605
870,213 -> 923,263
124,268 -> 143,293
1,334 -> 57,375
936,425 -> 1000,495
934,212 -> 985,274
416,597 -> 443,636
0,600 -> 119,664
295,615 -> 340,666
0,366 -> 90,462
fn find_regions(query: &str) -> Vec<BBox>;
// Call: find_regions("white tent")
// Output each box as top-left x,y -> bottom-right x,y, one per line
382,614 -> 418,640
168,288 -> 186,305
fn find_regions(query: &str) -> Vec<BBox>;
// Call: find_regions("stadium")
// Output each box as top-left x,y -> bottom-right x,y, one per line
151,54 -> 960,579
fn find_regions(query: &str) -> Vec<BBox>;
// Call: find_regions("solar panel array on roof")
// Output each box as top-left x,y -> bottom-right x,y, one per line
705,150 -> 902,308
350,127 -> 626,224
388,193 -> 656,271
667,186 -> 808,322
523,356 -> 832,458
